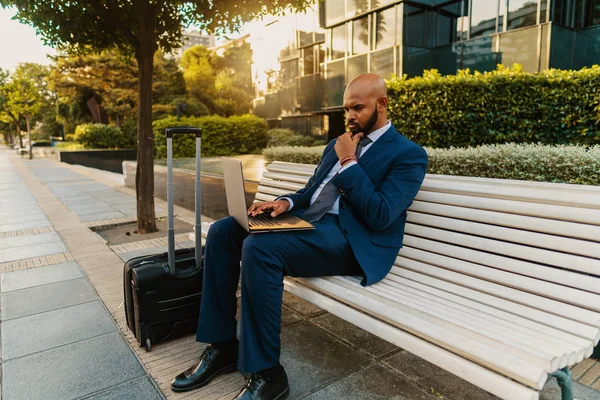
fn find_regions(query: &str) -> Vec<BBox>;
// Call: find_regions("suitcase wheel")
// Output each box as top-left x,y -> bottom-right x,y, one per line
145,338 -> 152,352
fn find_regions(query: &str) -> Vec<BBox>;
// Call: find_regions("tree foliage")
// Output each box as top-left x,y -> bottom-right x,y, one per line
1,0 -> 311,233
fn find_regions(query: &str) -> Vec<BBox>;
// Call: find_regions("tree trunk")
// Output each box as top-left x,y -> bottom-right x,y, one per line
134,14 -> 158,234
26,115 -> 33,160
15,120 -> 23,149
7,125 -> 13,147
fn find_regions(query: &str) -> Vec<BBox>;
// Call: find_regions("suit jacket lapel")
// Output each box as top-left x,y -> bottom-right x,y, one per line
358,125 -> 396,167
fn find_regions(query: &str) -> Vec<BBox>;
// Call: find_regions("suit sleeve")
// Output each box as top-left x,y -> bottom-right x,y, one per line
332,144 -> 428,231
275,141 -> 335,210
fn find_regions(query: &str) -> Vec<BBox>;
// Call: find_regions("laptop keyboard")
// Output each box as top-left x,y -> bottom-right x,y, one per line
249,213 -> 278,227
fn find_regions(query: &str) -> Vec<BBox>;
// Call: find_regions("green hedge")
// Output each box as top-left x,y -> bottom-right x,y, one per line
387,65 -> 600,148
72,124 -> 134,149
266,128 -> 327,147
263,145 -> 326,165
153,115 -> 268,158
264,143 -> 600,185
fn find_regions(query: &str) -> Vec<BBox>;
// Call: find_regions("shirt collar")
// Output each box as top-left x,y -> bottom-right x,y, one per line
365,120 -> 391,143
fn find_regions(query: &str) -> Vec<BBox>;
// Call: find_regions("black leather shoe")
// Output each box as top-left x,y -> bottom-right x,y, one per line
171,344 -> 238,392
233,369 -> 289,400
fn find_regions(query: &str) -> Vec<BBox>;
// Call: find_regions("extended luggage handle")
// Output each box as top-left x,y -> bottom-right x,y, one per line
165,126 -> 203,275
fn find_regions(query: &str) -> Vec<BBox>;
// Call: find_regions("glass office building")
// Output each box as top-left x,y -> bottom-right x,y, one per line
251,0 -> 600,140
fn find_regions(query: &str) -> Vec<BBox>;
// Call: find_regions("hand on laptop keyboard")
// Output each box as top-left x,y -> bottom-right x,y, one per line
247,199 -> 291,218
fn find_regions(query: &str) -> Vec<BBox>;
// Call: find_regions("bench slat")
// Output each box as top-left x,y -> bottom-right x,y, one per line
394,257 -> 600,328
426,174 -> 600,194
408,211 -> 600,260
402,234 -> 600,296
415,191 -> 600,225
404,224 -> 600,277
378,274 -> 593,352
420,179 -> 600,209
333,276 -> 574,371
409,200 -> 600,242
304,276 -> 549,390
284,279 -> 541,400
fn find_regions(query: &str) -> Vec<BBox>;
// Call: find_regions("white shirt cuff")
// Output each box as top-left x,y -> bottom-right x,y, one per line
280,197 -> 294,211
339,160 -> 358,174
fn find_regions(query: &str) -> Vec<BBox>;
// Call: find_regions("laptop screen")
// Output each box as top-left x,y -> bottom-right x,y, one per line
222,158 -> 250,231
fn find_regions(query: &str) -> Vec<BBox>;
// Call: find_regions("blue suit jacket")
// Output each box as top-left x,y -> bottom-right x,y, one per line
280,124 -> 428,286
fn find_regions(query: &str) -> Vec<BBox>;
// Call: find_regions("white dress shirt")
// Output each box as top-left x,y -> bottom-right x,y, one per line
283,121 -> 391,215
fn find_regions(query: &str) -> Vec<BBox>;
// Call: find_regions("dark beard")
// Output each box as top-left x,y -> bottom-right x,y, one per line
350,106 -> 379,135
362,106 -> 380,135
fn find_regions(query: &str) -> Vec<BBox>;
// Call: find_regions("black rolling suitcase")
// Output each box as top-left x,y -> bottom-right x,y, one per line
123,126 -> 204,351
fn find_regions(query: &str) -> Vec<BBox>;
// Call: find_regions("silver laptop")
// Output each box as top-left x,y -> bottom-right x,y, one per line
222,158 -> 315,233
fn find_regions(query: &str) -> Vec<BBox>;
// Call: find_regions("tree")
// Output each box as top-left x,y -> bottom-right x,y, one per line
181,42 -> 254,116
1,0 -> 311,233
0,68 -> 14,146
48,49 -> 185,131
5,64 -> 47,159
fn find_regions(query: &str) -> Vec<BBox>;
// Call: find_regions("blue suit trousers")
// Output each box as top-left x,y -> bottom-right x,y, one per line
195,214 -> 362,373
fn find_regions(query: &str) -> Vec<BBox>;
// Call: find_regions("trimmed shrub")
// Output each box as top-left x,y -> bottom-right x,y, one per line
153,114 -> 268,158
72,124 -> 133,149
263,145 -> 325,165
55,142 -> 86,150
426,143 -> 599,185
387,65 -> 600,148
264,143 -> 600,185
267,128 -> 319,147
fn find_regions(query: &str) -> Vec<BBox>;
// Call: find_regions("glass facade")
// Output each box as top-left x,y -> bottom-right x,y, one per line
251,0 -> 600,139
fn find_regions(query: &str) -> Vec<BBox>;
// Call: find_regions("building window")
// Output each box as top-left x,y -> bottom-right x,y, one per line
331,24 -> 346,60
584,0 -> 600,27
404,5 -> 427,48
347,54 -> 368,82
281,60 -> 299,85
352,16 -> 370,55
303,47 -> 315,75
326,59 -> 345,107
326,0 -> 345,27
471,0 -> 499,38
374,7 -> 396,50
507,0 -> 538,30
371,47 -> 395,78
540,0 -> 548,23
347,0 -> 369,19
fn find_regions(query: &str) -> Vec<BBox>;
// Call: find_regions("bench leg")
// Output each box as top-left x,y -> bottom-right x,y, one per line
550,367 -> 573,400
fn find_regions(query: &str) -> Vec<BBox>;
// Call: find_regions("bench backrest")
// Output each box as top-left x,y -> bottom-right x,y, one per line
256,161 -> 600,334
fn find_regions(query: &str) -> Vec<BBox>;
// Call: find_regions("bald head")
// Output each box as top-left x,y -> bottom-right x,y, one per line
346,73 -> 387,98
343,74 -> 389,135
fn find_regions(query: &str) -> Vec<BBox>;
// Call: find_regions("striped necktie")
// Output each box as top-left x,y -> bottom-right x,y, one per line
301,135 -> 372,222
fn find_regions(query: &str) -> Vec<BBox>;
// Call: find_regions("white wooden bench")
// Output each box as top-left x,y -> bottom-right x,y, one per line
194,161 -> 600,400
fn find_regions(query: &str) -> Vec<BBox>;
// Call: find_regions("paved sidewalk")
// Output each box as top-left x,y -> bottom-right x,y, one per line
1,148 -> 599,400
0,150 -> 164,399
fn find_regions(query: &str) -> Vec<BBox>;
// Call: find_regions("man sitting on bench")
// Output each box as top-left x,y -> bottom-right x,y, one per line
171,73 -> 429,400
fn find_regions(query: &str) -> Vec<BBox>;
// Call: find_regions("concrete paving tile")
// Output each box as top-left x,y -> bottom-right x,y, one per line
80,211 -> 127,222
280,320 -> 372,399
303,363 -> 436,400
312,313 -> 397,359
579,362 -> 600,386
1,261 -> 83,292
282,291 -> 325,318
0,219 -> 51,233
2,301 -> 118,360
0,212 -> 47,223
81,376 -> 163,400
382,350 -> 498,400
541,379 -> 600,400
0,231 -> 63,250
2,332 -> 146,400
1,277 -> 97,320
70,205 -> 115,214
572,359 -> 596,380
0,240 -> 67,263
